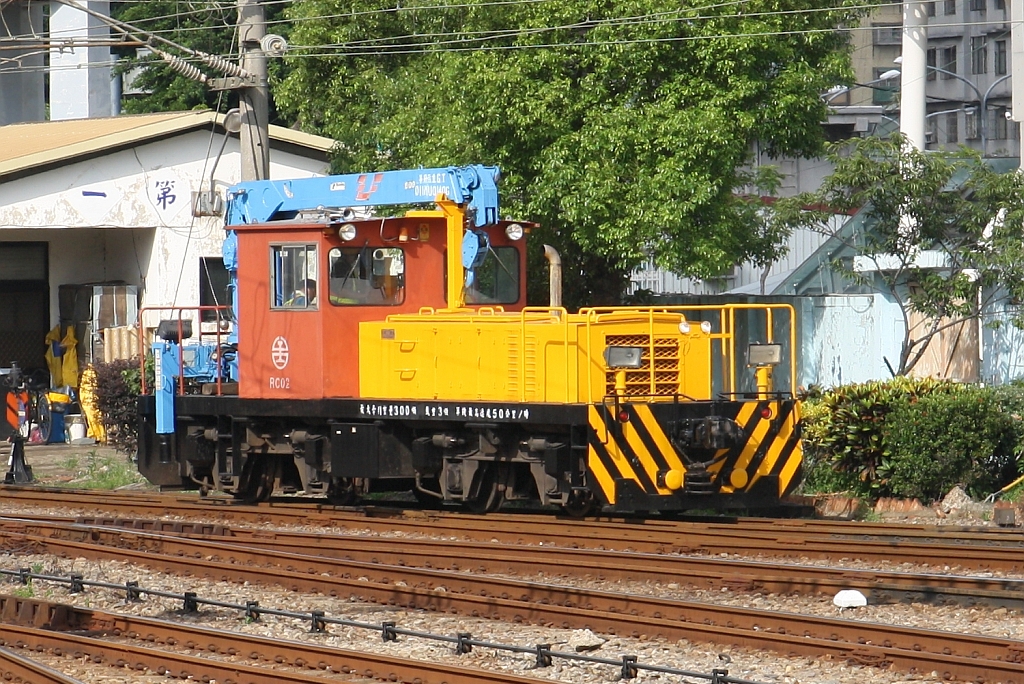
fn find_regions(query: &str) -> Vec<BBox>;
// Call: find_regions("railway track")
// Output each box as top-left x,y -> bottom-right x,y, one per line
1,516 -> 1022,682
1,486 -> 1022,570
8,514 -> 1024,609
0,595 -> 554,684
0,642 -> 85,684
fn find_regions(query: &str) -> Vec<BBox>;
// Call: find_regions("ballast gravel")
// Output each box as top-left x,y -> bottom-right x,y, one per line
0,552 -> 1001,684
0,500 -> 1020,683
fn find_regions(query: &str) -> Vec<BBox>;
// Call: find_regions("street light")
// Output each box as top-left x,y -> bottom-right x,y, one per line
824,71 -> 902,103
892,56 -> 1012,152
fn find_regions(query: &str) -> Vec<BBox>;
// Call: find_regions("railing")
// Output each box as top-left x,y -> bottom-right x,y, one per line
581,304 -> 798,404
137,305 -> 232,396
379,303 -> 797,405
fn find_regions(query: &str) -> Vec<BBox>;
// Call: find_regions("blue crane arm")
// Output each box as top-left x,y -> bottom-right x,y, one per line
224,164 -> 500,228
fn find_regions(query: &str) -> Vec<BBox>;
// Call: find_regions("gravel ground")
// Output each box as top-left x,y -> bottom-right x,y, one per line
0,553 -> 962,684
0,471 -> 1019,684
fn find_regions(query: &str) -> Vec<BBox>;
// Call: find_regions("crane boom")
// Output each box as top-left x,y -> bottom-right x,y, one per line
225,165 -> 500,228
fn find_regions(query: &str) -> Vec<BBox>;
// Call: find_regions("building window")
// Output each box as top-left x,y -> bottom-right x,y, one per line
872,68 -> 899,105
944,0 -> 956,13
965,109 -> 980,139
940,46 -> 957,78
927,118 -> 939,147
971,36 -> 987,74
947,112 -> 959,144
328,247 -> 406,306
872,24 -> 902,46
926,1 -> 936,15
927,48 -> 937,81
993,107 -> 1009,140
270,244 -> 318,310
995,0 -> 1004,9
199,257 -> 230,323
995,40 -> 1007,75
968,0 -> 984,9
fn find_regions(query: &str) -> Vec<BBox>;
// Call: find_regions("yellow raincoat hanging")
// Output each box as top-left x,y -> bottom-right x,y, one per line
43,325 -> 80,389
44,325 -> 62,387
61,326 -> 79,388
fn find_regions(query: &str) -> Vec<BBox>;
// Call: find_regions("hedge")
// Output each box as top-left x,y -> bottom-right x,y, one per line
801,379 -> 1024,502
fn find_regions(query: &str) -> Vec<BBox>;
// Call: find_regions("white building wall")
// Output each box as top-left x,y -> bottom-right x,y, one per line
0,131 -> 330,331
49,0 -> 115,120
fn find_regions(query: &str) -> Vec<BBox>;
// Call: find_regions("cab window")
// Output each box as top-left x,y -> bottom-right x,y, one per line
271,244 -> 318,309
329,246 -> 406,306
445,246 -> 520,304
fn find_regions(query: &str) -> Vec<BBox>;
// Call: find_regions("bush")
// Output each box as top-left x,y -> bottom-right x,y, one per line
90,358 -> 148,456
884,388 -> 1020,501
800,377 -> 960,497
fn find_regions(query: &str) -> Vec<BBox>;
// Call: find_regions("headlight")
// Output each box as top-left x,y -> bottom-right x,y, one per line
700,320 -> 712,334
338,223 -> 357,241
748,343 -> 782,366
603,346 -> 643,369
505,223 -> 524,241
678,321 -> 691,334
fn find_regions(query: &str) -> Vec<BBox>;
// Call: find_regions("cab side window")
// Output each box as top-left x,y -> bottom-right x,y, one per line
271,244 -> 318,309
329,246 -> 406,306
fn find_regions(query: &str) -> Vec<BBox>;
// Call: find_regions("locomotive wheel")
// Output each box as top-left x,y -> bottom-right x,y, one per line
562,488 -> 596,518
327,478 -> 358,506
464,463 -> 504,514
236,453 -> 278,503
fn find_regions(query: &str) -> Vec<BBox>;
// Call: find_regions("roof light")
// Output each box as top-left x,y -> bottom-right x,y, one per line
338,223 -> 357,241
505,223 -> 524,241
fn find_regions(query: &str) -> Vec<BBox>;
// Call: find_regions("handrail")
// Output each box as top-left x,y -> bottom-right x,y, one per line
578,304 -> 798,401
137,305 -> 231,396
375,303 -> 797,404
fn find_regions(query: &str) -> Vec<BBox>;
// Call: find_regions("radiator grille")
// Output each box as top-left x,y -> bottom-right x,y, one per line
604,334 -> 680,396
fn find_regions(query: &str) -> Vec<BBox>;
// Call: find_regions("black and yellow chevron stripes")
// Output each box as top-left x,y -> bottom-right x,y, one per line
586,400 -> 802,505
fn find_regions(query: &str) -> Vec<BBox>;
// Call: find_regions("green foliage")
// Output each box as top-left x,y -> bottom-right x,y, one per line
90,358 -> 152,456
774,135 -> 1024,375
278,0 -> 873,307
803,379 -> 1024,502
110,2 -> 293,123
11,585 -> 34,599
1004,481 -> 1024,503
58,450 -> 147,490
884,388 -> 1020,501
800,377 -> 960,496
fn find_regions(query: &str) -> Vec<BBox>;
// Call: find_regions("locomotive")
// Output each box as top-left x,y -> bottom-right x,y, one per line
137,165 -> 802,514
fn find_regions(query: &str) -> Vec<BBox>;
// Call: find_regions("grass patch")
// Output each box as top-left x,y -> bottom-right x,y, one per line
58,450 -> 147,490
11,585 -> 34,599
1003,480 -> 1024,503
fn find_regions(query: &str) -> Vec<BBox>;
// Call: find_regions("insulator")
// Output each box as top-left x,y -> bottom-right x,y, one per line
195,50 -> 250,79
153,49 -> 206,83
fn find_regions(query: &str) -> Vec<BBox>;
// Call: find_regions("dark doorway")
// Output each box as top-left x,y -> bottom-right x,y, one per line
0,242 -> 49,372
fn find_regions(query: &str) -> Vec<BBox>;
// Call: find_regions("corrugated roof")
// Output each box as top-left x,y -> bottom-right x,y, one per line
0,110 -> 336,179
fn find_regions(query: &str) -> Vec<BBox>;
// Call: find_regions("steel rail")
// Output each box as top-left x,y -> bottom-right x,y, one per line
0,643 -> 86,684
1,487 -> 1022,568
2,525 -> 1023,682
0,597 -> 548,684
32,515 -> 1024,610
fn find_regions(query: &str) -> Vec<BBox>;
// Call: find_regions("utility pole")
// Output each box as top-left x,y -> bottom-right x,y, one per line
238,0 -> 269,181
899,2 -> 928,150
1012,0 -> 1023,169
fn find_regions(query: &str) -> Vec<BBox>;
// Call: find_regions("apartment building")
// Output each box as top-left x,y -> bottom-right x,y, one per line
835,0 -> 1017,156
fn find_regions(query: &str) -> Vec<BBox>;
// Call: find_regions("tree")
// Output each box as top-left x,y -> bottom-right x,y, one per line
110,2 -> 292,124
275,0 -> 872,308
773,134 -> 1024,376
